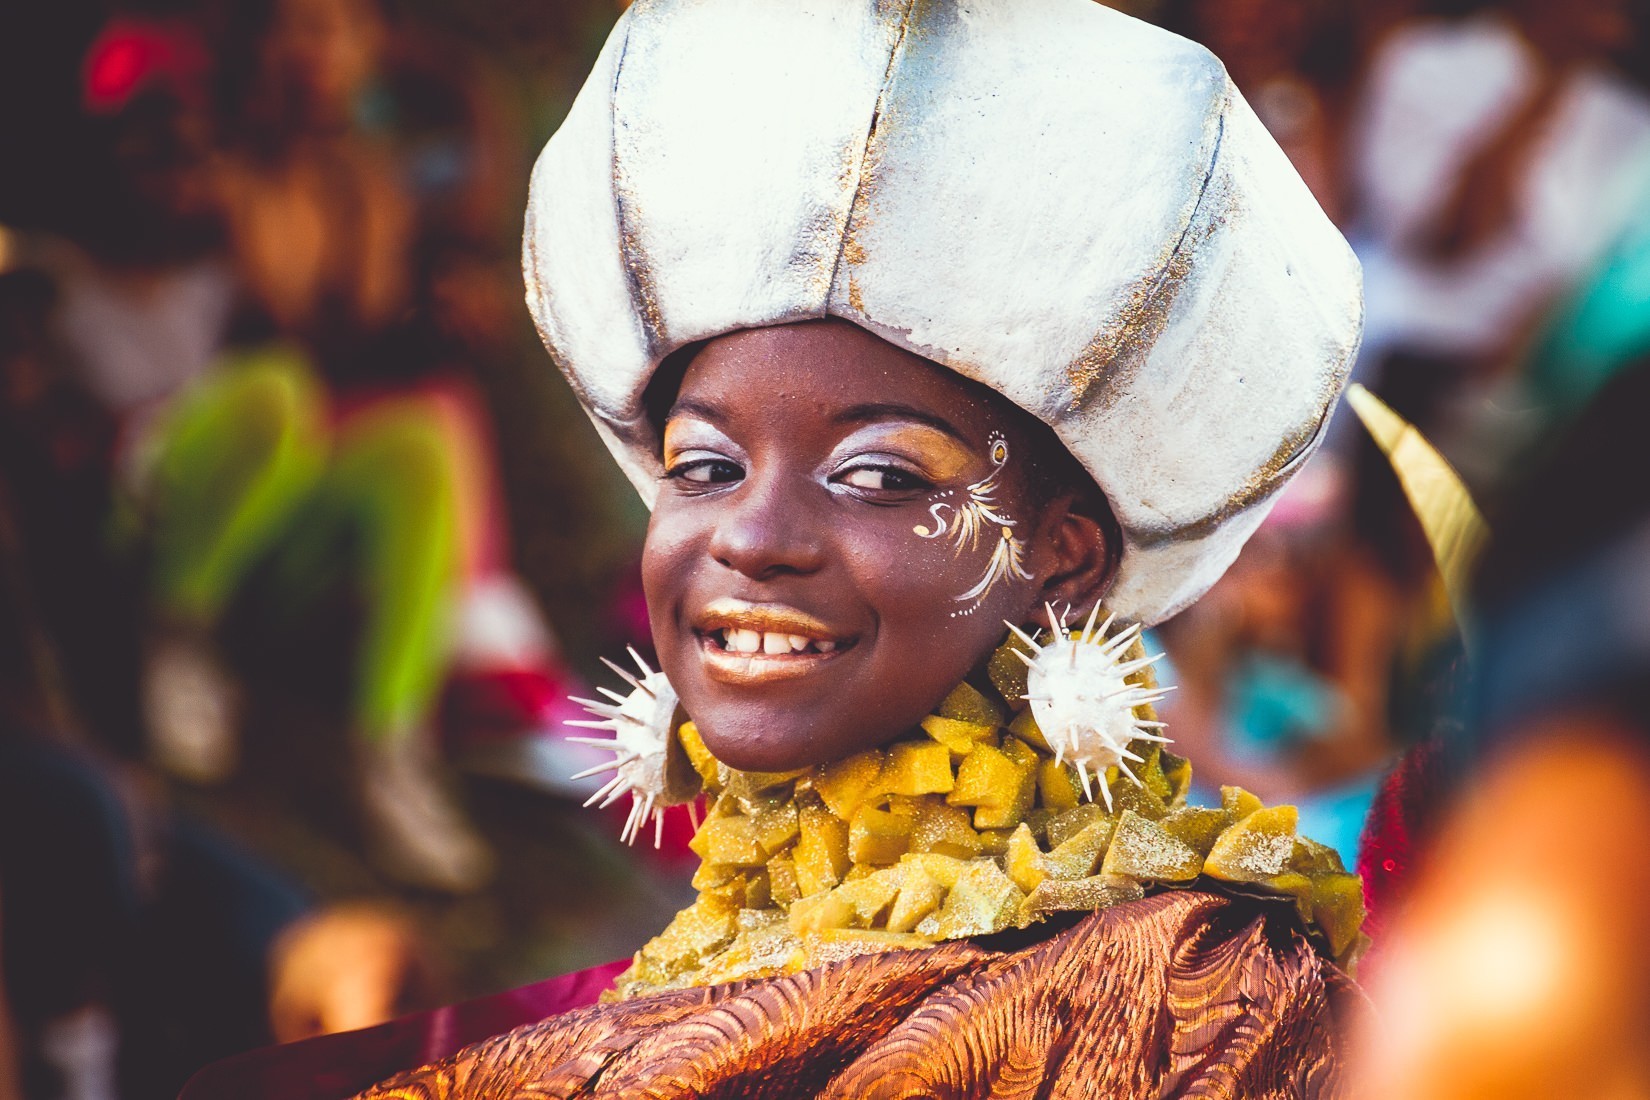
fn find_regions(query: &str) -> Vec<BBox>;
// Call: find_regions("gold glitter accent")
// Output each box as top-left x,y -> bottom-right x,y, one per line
1064,239 -> 1196,410
841,234 -> 869,268
847,273 -> 865,313
1062,96 -> 1235,409
606,14 -> 669,359
828,3 -> 911,310
800,69 -> 896,309
833,142 -> 879,300
614,191 -> 666,357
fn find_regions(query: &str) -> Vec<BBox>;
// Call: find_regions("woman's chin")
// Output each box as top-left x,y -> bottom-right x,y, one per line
696,722 -> 826,773
692,710 -> 881,774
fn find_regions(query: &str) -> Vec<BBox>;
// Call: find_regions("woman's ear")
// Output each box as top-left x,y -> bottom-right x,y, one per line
1032,492 -> 1118,624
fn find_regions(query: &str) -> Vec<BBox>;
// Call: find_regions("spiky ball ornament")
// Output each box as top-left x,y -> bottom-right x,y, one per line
1009,602 -> 1172,810
566,647 -> 691,847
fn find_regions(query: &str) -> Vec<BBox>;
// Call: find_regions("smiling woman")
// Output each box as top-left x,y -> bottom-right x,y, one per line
183,1 -> 1370,1097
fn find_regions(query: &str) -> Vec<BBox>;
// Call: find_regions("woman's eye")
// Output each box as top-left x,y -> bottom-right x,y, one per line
666,458 -> 744,485
836,465 -> 931,493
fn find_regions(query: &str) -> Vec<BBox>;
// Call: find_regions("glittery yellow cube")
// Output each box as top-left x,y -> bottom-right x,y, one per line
1044,818 -> 1113,881
881,741 -> 956,797
907,800 -> 983,859
691,814 -> 766,866
1046,803 -> 1107,849
813,751 -> 887,819
849,804 -> 913,866
751,802 -> 801,856
898,852 -> 967,889
768,857 -> 801,907
947,741 -> 1030,815
1204,805 -> 1298,883
676,721 -> 721,790
1038,758 -> 1082,813
832,867 -> 904,925
1004,823 -> 1045,893
1310,872 -> 1367,959
927,861 -> 1024,938
934,681 -> 1007,728
887,866 -> 947,933
960,739 -> 1037,829
794,804 -> 851,895
1100,810 -> 1202,882
919,715 -> 996,757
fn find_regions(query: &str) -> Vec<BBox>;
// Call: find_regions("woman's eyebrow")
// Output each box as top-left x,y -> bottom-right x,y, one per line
665,398 -> 725,425
832,403 -> 968,443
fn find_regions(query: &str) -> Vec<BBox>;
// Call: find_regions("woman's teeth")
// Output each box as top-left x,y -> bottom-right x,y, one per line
719,629 -> 837,655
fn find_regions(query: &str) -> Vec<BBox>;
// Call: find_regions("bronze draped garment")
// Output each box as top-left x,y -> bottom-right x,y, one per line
351,891 -> 1363,1099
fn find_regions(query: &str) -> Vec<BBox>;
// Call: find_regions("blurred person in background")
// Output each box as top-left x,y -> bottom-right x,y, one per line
176,0 -> 598,889
0,5 -> 696,1090
208,0 -> 409,367
0,16 -> 230,768
1162,0 -> 1650,879
1346,0 -> 1650,465
1157,443 -> 1443,866
1515,178 -> 1650,438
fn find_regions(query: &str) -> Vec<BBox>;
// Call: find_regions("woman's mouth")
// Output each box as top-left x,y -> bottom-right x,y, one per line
709,628 -> 838,655
693,600 -> 853,683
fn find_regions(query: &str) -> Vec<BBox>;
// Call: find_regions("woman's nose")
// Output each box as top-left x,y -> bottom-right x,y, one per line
707,472 -> 826,581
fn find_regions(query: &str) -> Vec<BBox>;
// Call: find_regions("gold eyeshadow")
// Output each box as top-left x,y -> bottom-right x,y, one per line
835,424 -> 975,482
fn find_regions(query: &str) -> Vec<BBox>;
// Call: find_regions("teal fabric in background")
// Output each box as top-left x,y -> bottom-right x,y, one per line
1526,180 -> 1650,422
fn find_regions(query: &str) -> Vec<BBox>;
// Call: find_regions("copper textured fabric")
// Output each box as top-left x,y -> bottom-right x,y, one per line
352,892 -> 1363,1099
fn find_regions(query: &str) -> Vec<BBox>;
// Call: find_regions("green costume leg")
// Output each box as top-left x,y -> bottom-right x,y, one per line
147,349 -> 327,624
317,397 -> 490,892
322,398 -> 462,744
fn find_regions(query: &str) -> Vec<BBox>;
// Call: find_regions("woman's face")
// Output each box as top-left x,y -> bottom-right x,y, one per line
643,319 -> 1088,771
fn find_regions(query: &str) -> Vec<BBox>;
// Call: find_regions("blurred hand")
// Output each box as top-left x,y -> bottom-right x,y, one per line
268,902 -> 430,1043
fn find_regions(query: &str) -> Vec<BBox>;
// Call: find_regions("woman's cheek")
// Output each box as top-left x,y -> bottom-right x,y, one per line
642,505 -> 702,584
848,507 -> 1012,650
641,519 -> 710,669
848,504 -> 964,587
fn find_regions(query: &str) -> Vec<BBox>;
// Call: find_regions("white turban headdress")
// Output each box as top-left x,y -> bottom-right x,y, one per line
524,0 -> 1362,624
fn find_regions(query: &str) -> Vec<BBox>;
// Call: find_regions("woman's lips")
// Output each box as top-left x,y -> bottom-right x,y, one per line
693,599 -> 853,684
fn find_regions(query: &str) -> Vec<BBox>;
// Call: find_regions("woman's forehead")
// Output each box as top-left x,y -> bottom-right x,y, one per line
668,320 -> 1008,435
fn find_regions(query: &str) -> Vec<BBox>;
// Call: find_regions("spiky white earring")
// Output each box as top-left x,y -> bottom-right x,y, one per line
566,647 -> 687,848
1007,602 -> 1172,811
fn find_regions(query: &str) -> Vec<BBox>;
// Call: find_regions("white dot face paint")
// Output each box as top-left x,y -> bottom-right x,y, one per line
913,431 -> 1034,618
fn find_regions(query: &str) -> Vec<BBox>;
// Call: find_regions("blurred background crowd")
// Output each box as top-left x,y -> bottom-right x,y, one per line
0,0 -> 1646,1096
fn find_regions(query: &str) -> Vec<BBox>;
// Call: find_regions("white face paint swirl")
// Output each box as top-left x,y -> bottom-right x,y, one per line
913,431 -> 1034,617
